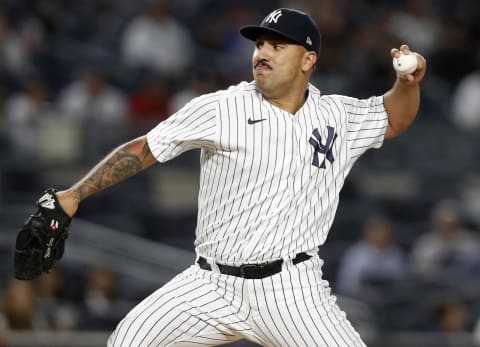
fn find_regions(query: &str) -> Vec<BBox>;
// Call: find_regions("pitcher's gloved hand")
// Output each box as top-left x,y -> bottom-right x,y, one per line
14,188 -> 71,280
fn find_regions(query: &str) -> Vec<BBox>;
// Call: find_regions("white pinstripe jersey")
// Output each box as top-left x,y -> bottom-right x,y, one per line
147,81 -> 388,265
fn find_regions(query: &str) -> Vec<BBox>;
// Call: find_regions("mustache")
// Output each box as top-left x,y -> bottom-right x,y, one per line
254,60 -> 272,69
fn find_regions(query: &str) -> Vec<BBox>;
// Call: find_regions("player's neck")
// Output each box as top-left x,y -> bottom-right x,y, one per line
263,86 -> 309,115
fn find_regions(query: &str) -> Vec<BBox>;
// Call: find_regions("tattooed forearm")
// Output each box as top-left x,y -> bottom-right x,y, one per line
71,136 -> 156,202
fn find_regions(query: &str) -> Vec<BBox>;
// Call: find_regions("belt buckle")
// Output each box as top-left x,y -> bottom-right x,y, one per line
239,264 -> 260,278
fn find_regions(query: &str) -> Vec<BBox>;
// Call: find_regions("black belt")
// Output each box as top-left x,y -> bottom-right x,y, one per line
197,252 -> 313,279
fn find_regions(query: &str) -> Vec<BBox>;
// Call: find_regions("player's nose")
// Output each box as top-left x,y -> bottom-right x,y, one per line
253,50 -> 271,68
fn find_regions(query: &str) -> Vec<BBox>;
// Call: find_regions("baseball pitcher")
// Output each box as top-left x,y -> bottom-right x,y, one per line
14,8 -> 426,347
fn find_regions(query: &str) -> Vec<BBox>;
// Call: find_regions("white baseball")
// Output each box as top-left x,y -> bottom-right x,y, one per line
392,52 -> 418,75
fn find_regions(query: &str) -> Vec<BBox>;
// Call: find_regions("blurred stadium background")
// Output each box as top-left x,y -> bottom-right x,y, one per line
0,0 -> 480,346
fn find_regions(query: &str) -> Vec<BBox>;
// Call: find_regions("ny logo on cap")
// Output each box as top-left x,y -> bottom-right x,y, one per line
265,9 -> 282,23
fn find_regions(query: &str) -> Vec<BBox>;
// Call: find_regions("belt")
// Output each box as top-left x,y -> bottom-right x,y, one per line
197,252 -> 313,279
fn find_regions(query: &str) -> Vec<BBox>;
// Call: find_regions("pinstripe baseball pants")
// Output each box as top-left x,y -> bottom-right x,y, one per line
108,254 -> 366,346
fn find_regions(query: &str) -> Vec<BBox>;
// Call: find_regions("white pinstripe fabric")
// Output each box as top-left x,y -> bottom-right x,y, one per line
108,255 -> 366,347
146,81 -> 387,264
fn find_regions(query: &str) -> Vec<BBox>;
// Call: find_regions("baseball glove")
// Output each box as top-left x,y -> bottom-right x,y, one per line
14,188 -> 71,280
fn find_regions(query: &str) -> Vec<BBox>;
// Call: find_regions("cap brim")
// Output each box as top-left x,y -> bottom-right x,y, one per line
240,25 -> 301,46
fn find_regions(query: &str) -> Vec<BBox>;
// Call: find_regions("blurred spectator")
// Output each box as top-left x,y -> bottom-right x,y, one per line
429,298 -> 470,334
427,4 -> 476,88
0,13 -> 45,82
3,78 -> 50,156
57,67 -> 127,125
128,73 -> 172,134
450,67 -> 480,131
80,265 -> 131,330
339,15 -> 392,97
336,215 -> 408,302
170,69 -> 219,112
193,4 -> 254,82
409,199 -> 480,282
121,0 -> 194,79
387,0 -> 440,56
4,273 -> 78,332
56,67 -> 128,157
34,267 -> 78,330
308,0 -> 349,77
3,279 -> 38,330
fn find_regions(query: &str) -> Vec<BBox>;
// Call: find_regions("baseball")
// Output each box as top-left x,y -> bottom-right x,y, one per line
392,52 -> 418,75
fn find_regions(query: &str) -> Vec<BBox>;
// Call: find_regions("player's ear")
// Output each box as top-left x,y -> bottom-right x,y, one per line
302,51 -> 317,72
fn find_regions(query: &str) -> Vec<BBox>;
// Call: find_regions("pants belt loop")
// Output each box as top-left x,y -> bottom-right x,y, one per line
282,256 -> 293,272
207,257 -> 221,274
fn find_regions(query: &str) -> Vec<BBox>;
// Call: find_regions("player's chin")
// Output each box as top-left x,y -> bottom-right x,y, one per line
253,73 -> 269,90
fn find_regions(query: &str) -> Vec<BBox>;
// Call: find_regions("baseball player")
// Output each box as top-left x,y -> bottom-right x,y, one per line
31,8 -> 426,346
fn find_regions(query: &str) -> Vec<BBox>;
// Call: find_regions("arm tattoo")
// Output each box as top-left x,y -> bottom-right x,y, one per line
71,137 -> 154,202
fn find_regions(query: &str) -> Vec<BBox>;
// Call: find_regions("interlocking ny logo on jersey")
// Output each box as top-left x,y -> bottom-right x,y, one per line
309,126 -> 337,168
265,9 -> 282,23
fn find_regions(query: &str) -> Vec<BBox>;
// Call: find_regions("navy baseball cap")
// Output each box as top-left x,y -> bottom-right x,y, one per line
240,8 -> 321,55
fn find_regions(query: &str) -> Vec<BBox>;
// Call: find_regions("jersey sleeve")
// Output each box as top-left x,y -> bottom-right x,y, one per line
337,95 -> 388,159
146,95 -> 219,163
